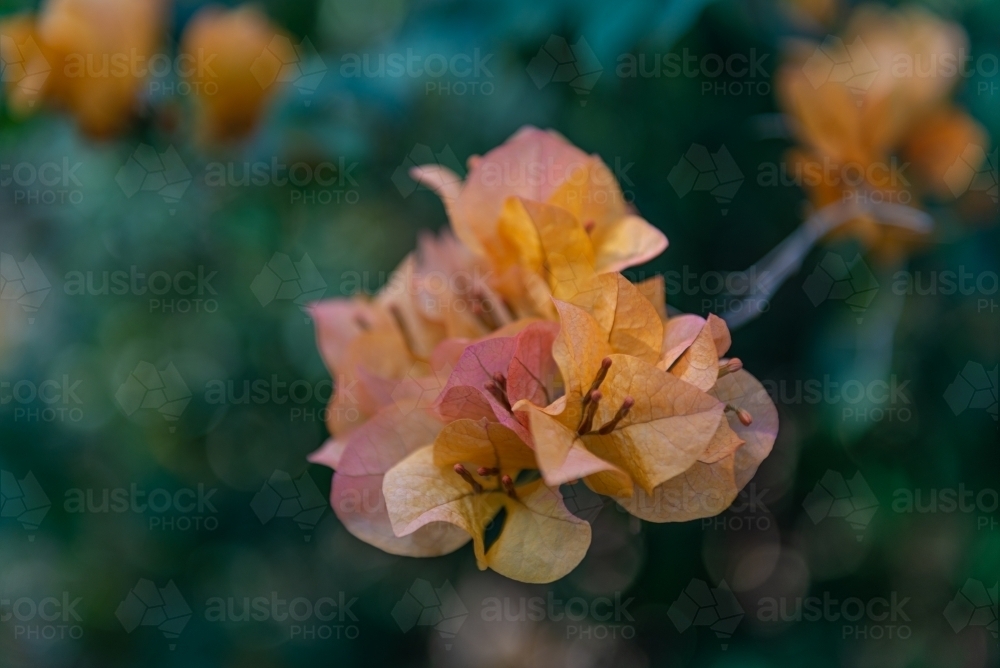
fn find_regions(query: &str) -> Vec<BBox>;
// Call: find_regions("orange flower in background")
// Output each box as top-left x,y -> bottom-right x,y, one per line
2,0 -> 167,137
180,5 -> 285,144
777,4 -> 989,263
0,14 -> 51,114
782,0 -> 840,28
308,128 -> 778,582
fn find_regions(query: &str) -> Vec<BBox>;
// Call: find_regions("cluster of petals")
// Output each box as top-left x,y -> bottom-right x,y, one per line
309,127 -> 778,583
1,0 -> 285,142
777,4 -> 989,261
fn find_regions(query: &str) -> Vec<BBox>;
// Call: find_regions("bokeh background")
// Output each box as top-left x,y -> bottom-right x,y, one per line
0,0 -> 997,666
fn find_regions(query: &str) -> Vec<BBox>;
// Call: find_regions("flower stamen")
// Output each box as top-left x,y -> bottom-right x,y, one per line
718,358 -> 743,377
454,464 -> 483,493
725,403 -> 753,426
578,390 -> 602,435
598,396 -> 635,435
501,474 -> 517,499
582,358 -> 613,410
482,375 -> 512,411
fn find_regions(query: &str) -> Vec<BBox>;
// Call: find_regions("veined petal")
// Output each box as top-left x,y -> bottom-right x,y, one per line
329,406 -> 469,557
384,446 -> 591,583
582,354 -> 725,494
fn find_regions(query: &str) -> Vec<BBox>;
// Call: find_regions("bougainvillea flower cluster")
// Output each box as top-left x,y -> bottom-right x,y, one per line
777,4 -> 989,262
309,127 -> 778,583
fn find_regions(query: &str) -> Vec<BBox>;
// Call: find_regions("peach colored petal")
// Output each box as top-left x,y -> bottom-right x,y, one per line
668,322 -> 719,392
581,354 -> 725,494
659,314 -> 706,370
409,164 -> 463,206
327,406 -> 469,557
452,127 -> 592,253
308,437 -> 347,470
384,446 -> 591,583
592,215 -> 668,274
699,416 -> 746,464
710,370 -> 779,489
433,419 -> 537,472
580,274 -> 663,365
635,275 -> 668,322
617,457 -> 739,522
523,405 -> 629,488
